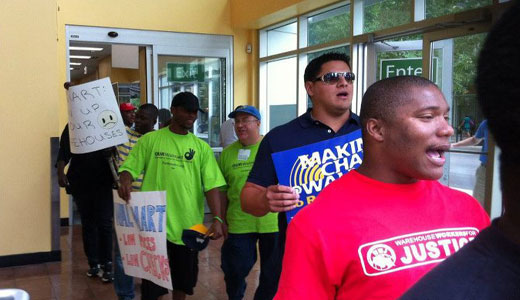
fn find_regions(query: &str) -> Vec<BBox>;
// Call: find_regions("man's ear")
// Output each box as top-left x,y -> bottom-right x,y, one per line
305,81 -> 314,98
365,118 -> 385,142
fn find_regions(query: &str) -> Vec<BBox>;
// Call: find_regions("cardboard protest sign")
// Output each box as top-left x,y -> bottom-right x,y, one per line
272,130 -> 363,223
67,78 -> 128,154
113,191 -> 172,290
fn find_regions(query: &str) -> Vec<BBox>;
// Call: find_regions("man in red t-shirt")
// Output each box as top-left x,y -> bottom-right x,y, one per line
274,76 -> 489,300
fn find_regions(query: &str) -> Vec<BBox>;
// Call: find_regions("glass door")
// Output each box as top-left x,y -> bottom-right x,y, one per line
424,25 -> 491,211
153,43 -> 232,214
153,42 -> 233,151
156,55 -> 226,148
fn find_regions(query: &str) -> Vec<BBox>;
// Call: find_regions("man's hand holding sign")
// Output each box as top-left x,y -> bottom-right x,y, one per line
118,171 -> 134,202
265,185 -> 300,213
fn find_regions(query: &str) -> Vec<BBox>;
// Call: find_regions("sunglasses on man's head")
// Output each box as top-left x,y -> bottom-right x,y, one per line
314,72 -> 356,84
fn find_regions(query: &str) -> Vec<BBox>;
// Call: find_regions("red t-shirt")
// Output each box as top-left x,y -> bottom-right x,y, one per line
275,171 -> 490,300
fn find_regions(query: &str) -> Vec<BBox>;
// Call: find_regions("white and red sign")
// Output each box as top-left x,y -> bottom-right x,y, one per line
113,191 -> 172,290
358,227 -> 479,276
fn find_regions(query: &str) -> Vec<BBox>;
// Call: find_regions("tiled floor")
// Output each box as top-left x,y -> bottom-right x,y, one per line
0,225 -> 260,300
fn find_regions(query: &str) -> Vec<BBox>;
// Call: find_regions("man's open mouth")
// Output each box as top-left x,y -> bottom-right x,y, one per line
426,145 -> 450,165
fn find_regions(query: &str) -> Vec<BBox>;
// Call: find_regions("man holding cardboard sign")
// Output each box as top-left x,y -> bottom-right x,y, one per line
57,78 -> 129,281
113,103 -> 159,299
118,92 -> 226,300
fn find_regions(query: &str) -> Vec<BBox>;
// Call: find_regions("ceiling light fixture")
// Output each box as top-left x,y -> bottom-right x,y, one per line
70,62 -> 81,66
70,55 -> 91,59
69,46 -> 103,51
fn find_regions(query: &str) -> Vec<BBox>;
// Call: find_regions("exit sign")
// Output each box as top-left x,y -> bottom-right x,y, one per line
380,57 -> 438,81
167,63 -> 205,82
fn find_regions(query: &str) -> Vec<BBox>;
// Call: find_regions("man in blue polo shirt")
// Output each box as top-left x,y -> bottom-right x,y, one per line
452,119 -> 488,206
240,52 -> 361,297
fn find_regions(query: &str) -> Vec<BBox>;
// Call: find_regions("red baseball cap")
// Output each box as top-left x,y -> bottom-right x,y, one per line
119,102 -> 136,111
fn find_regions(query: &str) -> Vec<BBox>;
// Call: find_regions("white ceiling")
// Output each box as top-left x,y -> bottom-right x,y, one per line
69,41 -> 111,82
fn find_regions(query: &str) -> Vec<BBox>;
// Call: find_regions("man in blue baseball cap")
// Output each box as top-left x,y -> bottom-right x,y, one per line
219,105 -> 280,300
228,105 -> 261,120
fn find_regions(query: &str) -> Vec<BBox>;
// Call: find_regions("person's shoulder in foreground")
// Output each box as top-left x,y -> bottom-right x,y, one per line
274,75 -> 489,300
402,3 -> 520,299
400,219 -> 520,300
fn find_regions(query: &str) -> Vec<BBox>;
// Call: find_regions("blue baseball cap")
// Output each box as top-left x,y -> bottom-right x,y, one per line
228,105 -> 261,120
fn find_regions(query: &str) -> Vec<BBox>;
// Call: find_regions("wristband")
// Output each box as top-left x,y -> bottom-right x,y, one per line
213,216 -> 224,224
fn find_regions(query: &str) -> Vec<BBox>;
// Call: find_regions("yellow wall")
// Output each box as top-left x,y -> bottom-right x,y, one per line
98,56 -> 141,83
0,0 -> 58,255
0,0 -> 311,257
140,49 -> 147,104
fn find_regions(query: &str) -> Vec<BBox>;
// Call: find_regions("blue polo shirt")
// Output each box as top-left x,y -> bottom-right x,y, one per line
247,109 -> 361,236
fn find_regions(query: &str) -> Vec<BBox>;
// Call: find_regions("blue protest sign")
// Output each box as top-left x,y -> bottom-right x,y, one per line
272,130 -> 363,223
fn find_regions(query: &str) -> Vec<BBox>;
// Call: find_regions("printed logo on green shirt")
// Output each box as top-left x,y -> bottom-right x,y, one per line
184,148 -> 195,160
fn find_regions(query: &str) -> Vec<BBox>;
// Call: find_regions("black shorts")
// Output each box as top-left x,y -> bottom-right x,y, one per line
141,241 -> 199,299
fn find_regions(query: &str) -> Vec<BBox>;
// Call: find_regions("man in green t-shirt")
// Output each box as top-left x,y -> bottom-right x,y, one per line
219,106 -> 280,300
118,92 -> 226,300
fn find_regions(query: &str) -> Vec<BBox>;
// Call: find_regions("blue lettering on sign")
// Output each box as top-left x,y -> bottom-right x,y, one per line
156,205 -> 166,233
147,205 -> 156,232
132,206 -> 141,229
140,206 -> 148,232
128,204 -> 167,233
115,203 -> 134,227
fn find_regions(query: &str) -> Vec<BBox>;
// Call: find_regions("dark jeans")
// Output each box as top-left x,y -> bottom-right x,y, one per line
114,230 -> 135,300
73,187 -> 113,268
221,232 -> 281,300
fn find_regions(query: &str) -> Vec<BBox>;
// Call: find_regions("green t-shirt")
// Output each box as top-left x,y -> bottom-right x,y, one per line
219,139 -> 278,234
119,127 -> 226,245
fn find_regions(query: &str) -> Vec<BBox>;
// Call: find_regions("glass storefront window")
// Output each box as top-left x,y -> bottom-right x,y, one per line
425,0 -> 492,19
266,57 -> 297,130
431,32 -> 488,206
363,0 -> 412,33
307,5 -> 351,47
431,33 -> 487,142
267,22 -> 297,56
308,45 -> 350,62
